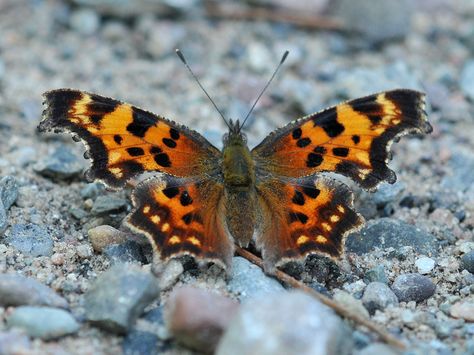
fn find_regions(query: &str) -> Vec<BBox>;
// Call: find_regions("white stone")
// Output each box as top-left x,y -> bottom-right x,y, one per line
415,256 -> 435,274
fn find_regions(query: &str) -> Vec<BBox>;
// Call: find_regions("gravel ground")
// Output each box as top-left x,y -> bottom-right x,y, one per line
1,0 -> 474,354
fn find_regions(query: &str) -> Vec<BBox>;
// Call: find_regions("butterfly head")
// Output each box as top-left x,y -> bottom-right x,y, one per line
223,119 -> 247,147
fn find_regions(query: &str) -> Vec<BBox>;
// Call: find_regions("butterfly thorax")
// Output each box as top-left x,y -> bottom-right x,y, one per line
221,121 -> 257,246
221,122 -> 255,192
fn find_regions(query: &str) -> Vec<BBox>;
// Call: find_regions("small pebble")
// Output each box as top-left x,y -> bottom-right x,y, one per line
450,300 -> 474,322
166,286 -> 239,353
6,306 -> 79,340
70,8 -> 100,36
391,273 -> 436,302
334,290 -> 370,319
87,224 -> 128,252
362,282 -> 398,314
84,263 -> 160,333
364,265 -> 389,284
415,256 -> 436,274
76,244 -> 94,259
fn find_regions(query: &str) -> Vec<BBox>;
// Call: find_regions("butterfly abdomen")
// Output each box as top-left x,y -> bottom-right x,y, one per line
221,131 -> 257,246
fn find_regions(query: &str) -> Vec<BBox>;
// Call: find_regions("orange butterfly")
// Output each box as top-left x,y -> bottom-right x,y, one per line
38,52 -> 431,272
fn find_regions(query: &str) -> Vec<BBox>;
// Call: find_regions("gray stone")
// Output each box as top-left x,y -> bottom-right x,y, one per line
441,150 -> 474,193
0,176 -> 19,234
333,290 -> 370,319
391,273 -> 436,302
84,263 -> 160,333
80,183 -> 105,199
364,265 -> 389,284
362,282 -> 398,314
0,175 -> 19,210
331,0 -> 413,43
0,330 -> 32,354
216,291 -> 353,355
71,0 -> 195,17
461,251 -> 474,273
70,8 -> 100,35
34,147 -> 84,180
0,273 -> 68,308
346,218 -> 438,256
123,330 -> 164,355
370,182 -> 405,207
228,257 -> 284,301
91,195 -> 127,215
5,223 -> 54,257
6,306 -> 79,340
104,240 -> 146,264
356,343 -> 399,355
460,60 -> 474,100
157,259 -> 184,290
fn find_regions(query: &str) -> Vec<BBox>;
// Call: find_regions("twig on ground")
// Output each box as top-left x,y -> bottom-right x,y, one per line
235,246 -> 406,350
205,2 -> 343,31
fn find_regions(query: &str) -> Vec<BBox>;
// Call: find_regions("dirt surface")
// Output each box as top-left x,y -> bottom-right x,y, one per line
1,0 -> 474,354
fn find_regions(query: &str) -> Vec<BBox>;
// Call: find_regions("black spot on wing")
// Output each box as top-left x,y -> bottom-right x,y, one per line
180,191 -> 193,206
332,147 -> 349,157
163,138 -> 177,148
114,135 -> 123,145
170,128 -> 180,140
162,186 -> 179,199
312,107 -> 344,137
289,212 -> 309,224
352,135 -> 360,144
302,186 -> 320,198
127,106 -> 158,138
150,146 -> 162,154
297,137 -> 311,148
307,153 -> 323,167
292,128 -> 302,140
127,147 -> 145,156
292,190 -> 305,205
154,153 -> 171,167
87,94 -> 120,124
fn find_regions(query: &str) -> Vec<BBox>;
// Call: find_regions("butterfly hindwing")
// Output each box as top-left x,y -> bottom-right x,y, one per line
256,177 -> 363,271
126,175 -> 233,269
252,89 -> 432,190
38,89 -> 220,188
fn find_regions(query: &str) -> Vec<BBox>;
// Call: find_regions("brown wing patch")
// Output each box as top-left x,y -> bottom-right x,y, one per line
126,176 -> 233,269
253,89 -> 432,190
38,89 -> 220,188
256,177 -> 363,272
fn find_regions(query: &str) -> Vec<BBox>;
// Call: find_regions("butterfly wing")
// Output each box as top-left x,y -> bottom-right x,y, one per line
38,89 -> 220,188
256,177 -> 363,272
252,89 -> 431,190
126,175 -> 233,269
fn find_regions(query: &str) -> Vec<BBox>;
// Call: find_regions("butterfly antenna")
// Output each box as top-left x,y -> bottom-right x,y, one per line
239,50 -> 289,132
175,49 -> 231,130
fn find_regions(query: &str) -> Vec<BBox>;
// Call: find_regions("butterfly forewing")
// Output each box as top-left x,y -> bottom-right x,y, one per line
39,89 -> 221,188
252,89 -> 432,190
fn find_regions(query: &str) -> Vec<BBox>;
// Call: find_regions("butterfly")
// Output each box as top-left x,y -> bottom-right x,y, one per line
38,58 -> 431,273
